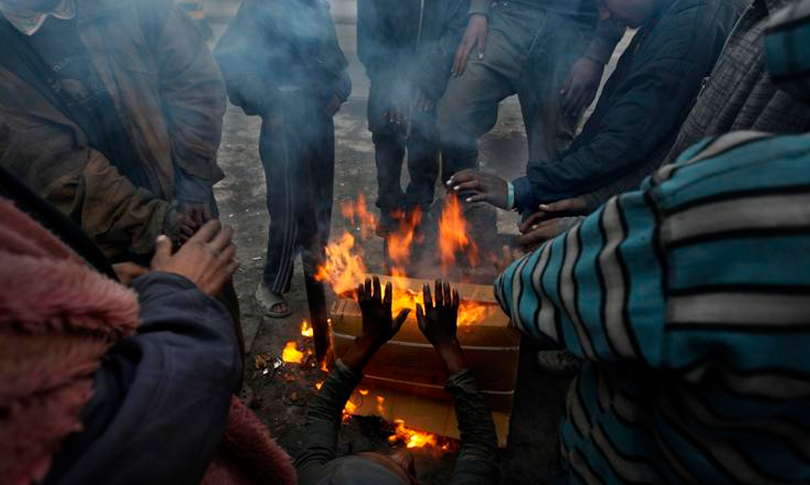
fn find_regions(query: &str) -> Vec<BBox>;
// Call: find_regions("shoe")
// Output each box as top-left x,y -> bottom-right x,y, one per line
255,283 -> 291,318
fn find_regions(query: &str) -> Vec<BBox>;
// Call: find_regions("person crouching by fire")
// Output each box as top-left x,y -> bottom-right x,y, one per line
215,0 -> 351,320
296,278 -> 500,484
357,0 -> 469,237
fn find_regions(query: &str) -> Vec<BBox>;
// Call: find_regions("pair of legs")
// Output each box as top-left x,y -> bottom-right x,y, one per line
367,78 -> 440,231
259,95 -> 334,325
437,2 -> 596,177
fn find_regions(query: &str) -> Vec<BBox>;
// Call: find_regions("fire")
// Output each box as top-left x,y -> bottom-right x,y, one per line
387,208 -> 422,266
341,194 -> 377,240
315,231 -> 368,296
318,194 -> 489,326
389,419 -> 438,449
300,319 -> 313,338
315,381 -> 324,390
439,195 -> 478,270
359,389 -> 369,396
281,341 -> 305,364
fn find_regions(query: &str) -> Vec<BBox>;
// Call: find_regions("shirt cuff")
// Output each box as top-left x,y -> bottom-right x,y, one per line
469,0 -> 491,16
511,176 -> 535,214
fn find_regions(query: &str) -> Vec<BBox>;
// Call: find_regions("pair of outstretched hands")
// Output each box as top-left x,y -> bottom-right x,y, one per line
342,277 -> 467,374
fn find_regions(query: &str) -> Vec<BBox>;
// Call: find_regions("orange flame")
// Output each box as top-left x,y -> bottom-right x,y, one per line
300,319 -> 313,338
387,208 -> 423,266
389,420 -> 438,448
341,194 -> 378,240
439,196 -> 478,271
315,381 -> 324,390
281,341 -> 304,364
315,232 -> 368,296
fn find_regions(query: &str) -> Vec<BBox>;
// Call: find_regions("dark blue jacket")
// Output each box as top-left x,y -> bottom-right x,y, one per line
214,0 -> 351,116
513,0 -> 746,213
357,0 -> 469,103
44,273 -> 242,484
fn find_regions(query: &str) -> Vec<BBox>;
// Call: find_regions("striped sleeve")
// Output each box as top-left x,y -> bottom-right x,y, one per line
495,184 -> 667,365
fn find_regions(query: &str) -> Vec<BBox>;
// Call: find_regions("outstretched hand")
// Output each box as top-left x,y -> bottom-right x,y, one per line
447,170 -> 509,209
150,219 -> 238,297
343,277 -> 410,372
417,280 -> 468,374
452,14 -> 488,75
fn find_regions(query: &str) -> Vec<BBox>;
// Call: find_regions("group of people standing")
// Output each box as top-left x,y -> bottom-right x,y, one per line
2,0 -> 810,483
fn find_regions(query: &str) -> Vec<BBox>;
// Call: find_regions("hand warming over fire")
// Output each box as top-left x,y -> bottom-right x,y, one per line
343,277 -> 411,372
417,280 -> 468,375
447,170 -> 510,209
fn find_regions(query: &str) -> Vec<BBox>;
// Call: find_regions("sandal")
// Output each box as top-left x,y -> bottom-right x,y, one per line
255,284 -> 292,318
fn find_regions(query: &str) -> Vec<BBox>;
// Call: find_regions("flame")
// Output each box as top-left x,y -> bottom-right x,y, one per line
315,381 -> 324,390
359,389 -> 369,396
341,194 -> 377,240
389,419 -> 438,448
300,319 -> 313,338
438,196 -> 478,270
376,395 -> 386,416
387,208 -> 423,266
315,232 -> 368,296
281,341 -> 305,364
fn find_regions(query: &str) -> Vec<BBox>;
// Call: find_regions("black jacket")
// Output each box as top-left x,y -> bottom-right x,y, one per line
513,0 -> 746,211
357,0 -> 469,103
214,0 -> 352,116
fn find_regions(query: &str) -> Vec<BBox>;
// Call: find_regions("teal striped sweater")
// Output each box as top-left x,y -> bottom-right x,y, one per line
495,132 -> 810,484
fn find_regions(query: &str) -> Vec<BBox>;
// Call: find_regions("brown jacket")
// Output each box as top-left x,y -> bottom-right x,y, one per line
0,0 -> 226,259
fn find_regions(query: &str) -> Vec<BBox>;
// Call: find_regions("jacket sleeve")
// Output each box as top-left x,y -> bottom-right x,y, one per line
140,0 -> 227,183
447,370 -> 500,485
0,114 -> 168,256
295,359 -> 362,481
46,272 -> 242,485
512,1 -> 732,211
415,0 -> 470,101
495,185 -> 667,364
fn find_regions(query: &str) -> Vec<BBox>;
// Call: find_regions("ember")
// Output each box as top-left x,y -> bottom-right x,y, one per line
281,341 -> 305,364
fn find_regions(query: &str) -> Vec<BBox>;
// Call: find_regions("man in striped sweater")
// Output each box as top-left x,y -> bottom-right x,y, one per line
494,1 -> 810,482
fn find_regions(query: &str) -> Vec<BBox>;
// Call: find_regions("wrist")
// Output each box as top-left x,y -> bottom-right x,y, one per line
437,340 -> 466,374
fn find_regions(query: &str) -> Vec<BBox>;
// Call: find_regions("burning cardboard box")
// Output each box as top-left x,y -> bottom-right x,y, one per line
332,273 -> 520,446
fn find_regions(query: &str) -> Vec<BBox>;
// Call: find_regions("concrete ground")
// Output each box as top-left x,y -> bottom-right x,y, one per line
205,1 -> 632,482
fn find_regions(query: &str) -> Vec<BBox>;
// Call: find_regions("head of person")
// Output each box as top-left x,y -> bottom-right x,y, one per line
764,0 -> 810,104
315,450 -> 418,485
596,0 -> 665,28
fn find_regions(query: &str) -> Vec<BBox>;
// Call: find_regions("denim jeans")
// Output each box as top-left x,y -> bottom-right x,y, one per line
437,1 -> 596,178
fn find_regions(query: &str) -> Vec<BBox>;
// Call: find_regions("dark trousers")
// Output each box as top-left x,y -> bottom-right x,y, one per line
259,97 -> 334,295
368,79 -> 439,213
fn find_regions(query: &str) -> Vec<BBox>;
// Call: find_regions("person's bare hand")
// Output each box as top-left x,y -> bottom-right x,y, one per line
414,90 -> 434,112
518,197 -> 591,234
560,57 -> 605,115
150,219 -> 238,296
515,219 -> 561,250
416,280 -> 460,349
357,277 -> 410,349
325,94 -> 344,117
178,204 -> 213,243
112,262 -> 150,287
452,14 -> 488,75
385,107 -> 409,126
494,245 -> 524,273
447,170 -> 509,209
417,280 -> 468,373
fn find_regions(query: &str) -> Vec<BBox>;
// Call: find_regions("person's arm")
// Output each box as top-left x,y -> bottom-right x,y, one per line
417,281 -> 499,485
140,0 -> 226,184
296,278 -> 410,479
45,222 -> 241,484
513,2 -> 732,210
496,179 -> 667,363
